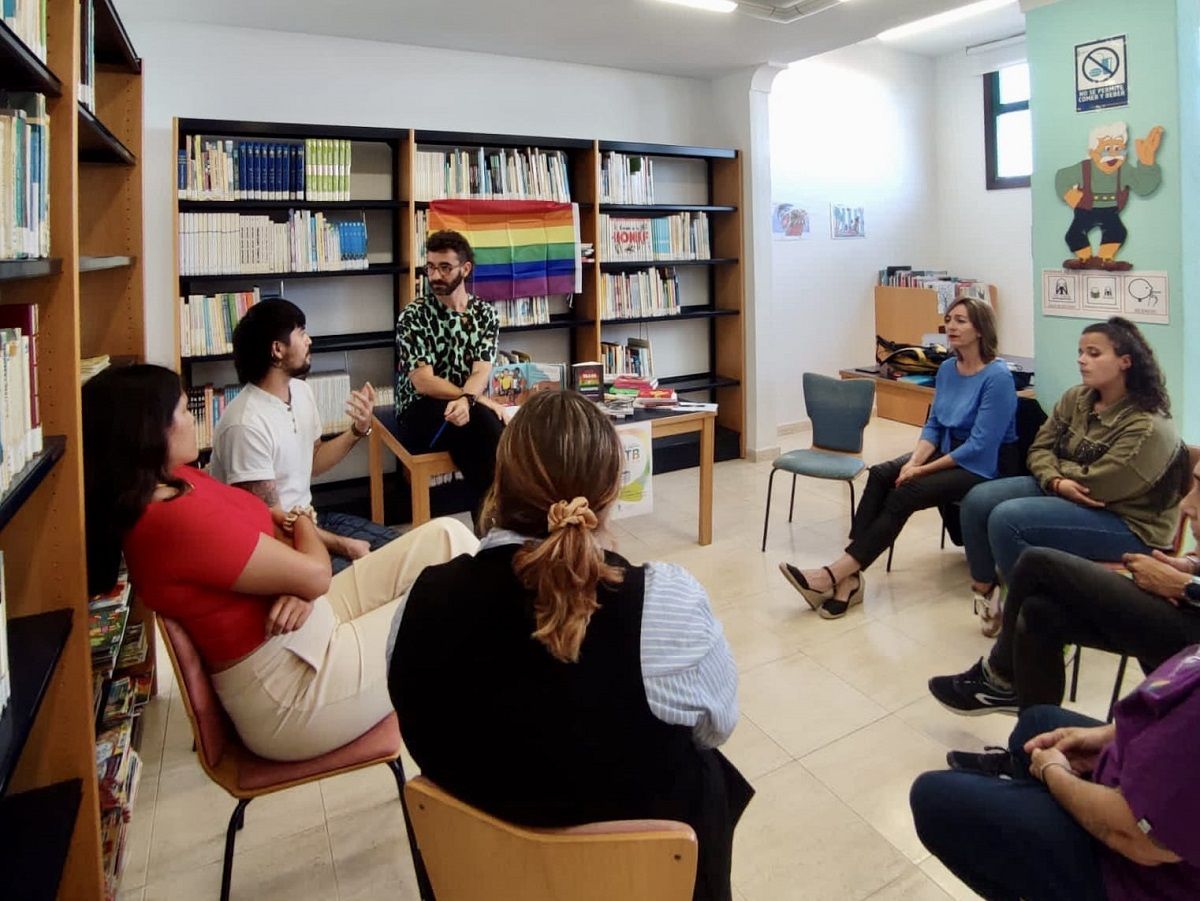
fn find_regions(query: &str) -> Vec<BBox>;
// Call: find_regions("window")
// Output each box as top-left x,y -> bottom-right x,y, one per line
984,62 -> 1031,189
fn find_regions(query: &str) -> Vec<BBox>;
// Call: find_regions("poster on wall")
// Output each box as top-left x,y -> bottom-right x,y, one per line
612,420 -> 653,520
830,204 -> 865,239
771,202 -> 811,239
1041,269 -> 1168,324
1076,34 -> 1128,112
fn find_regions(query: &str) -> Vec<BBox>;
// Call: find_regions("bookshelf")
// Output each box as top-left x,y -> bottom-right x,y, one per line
171,122 -> 746,505
0,0 -> 145,898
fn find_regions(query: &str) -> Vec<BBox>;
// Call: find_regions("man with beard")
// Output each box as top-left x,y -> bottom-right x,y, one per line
395,229 -> 504,521
210,297 -> 396,573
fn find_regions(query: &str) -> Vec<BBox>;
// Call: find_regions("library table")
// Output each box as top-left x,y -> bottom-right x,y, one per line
367,405 -> 717,546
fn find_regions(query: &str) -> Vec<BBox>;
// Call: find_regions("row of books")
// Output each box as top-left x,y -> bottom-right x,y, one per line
178,211 -> 371,276
879,266 -> 990,314
97,717 -> 142,901
0,92 -> 49,260
190,379 -> 395,450
4,0 -> 47,63
177,137 -> 354,202
0,307 -> 44,494
178,289 -> 262,358
599,213 -> 710,261
600,152 -> 656,204
600,268 -> 682,320
414,146 -> 572,201
601,339 -> 655,382
495,296 -> 553,328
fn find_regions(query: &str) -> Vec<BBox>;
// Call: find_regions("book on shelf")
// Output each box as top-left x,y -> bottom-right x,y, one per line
178,289 -> 261,358
178,210 -> 369,276
878,266 -> 991,314
306,371 -> 353,434
601,268 -> 680,319
0,304 -> 43,456
96,715 -> 143,901
178,136 -> 354,202
600,152 -> 654,204
0,91 -> 50,260
602,339 -> 655,383
414,145 -> 571,202
4,0 -> 48,63
600,213 -> 710,261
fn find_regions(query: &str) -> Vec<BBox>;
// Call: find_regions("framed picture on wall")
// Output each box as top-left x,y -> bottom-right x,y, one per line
831,204 -> 865,239
771,202 -> 811,239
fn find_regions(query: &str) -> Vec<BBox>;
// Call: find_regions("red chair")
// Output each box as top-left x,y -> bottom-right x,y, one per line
156,616 -> 431,901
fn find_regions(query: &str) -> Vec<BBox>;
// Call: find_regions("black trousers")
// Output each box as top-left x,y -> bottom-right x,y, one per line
988,546 -> 1200,708
396,396 -> 504,513
1065,206 -> 1127,252
845,453 -> 986,569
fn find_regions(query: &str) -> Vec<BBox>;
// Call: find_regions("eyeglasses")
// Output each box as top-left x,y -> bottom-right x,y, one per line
423,262 -> 463,276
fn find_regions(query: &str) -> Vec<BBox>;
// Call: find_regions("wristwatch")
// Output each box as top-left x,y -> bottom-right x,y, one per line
351,421 -> 373,439
1184,577 -> 1200,607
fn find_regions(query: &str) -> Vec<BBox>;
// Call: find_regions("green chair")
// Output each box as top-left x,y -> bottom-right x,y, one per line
761,373 -> 875,552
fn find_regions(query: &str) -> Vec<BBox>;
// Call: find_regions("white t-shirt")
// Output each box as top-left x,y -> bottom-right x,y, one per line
209,380 -> 322,510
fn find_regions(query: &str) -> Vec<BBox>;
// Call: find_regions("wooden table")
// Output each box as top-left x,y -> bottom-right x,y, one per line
840,363 -> 1035,427
367,405 -> 717,546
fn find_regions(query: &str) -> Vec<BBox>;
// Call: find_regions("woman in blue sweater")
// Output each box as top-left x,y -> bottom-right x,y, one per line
782,297 -> 1018,618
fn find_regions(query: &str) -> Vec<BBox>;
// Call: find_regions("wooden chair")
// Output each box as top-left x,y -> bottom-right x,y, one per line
157,616 -> 431,901
369,406 -> 458,527
1068,443 -> 1200,721
403,776 -> 698,901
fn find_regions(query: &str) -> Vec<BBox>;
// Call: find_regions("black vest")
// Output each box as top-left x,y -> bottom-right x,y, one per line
390,544 -> 753,901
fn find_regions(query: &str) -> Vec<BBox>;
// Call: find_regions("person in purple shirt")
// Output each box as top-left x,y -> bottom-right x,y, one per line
911,644 -> 1200,900
781,297 -> 1017,618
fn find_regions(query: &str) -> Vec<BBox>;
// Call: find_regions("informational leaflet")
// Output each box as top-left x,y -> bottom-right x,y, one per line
1041,269 -> 1168,324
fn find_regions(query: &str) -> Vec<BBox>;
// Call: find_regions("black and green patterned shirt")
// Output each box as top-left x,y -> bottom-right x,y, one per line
394,294 -> 499,416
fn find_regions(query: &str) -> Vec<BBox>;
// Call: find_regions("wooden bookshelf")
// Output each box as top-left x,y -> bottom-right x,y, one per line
0,2 -> 145,898
172,121 -> 747,505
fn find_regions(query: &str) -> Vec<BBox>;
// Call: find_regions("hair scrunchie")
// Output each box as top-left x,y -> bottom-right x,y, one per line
547,497 -> 598,533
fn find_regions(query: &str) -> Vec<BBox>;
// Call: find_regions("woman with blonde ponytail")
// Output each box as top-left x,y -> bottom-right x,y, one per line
390,390 -> 751,901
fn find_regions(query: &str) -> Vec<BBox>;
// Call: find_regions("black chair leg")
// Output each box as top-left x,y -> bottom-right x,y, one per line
761,467 -> 778,552
886,544 -> 894,572
1069,646 -> 1081,702
389,758 -> 436,901
940,524 -> 946,550
1108,655 -> 1130,723
847,481 -> 857,523
788,474 -> 798,522
221,798 -> 252,901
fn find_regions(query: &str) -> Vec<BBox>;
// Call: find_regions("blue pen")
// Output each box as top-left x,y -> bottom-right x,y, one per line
429,419 -> 450,449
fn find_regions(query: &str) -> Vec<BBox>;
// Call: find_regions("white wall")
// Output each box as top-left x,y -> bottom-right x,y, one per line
768,43 -> 940,429
933,43 -> 1034,356
125,19 -> 720,368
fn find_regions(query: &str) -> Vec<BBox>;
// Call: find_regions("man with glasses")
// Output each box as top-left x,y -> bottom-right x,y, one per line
395,229 -> 504,522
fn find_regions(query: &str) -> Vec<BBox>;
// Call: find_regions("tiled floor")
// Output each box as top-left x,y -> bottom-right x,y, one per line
118,417 -> 1139,900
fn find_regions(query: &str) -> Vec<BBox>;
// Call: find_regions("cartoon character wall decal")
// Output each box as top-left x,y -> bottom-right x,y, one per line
1054,122 -> 1164,271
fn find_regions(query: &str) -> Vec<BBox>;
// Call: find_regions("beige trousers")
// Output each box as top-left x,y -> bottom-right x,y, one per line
212,516 -> 478,761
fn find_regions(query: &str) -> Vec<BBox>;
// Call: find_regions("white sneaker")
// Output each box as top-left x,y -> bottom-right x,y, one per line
973,587 -> 1003,638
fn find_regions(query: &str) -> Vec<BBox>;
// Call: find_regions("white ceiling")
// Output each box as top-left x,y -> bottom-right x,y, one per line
117,0 -> 1025,79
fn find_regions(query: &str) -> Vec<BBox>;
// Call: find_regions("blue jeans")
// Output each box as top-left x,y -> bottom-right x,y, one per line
910,705 -> 1108,901
960,476 -> 1149,585
321,511 -> 399,574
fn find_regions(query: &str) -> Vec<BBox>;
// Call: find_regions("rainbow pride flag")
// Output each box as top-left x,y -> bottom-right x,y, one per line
428,199 -> 581,301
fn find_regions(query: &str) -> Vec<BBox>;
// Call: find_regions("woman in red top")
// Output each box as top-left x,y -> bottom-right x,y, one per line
83,365 -> 477,761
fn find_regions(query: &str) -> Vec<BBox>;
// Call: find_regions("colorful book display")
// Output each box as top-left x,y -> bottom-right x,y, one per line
600,213 -> 710,261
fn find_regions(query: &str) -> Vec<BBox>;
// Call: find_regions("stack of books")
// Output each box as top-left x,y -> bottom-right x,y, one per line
605,374 -> 677,408
95,718 -> 143,901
